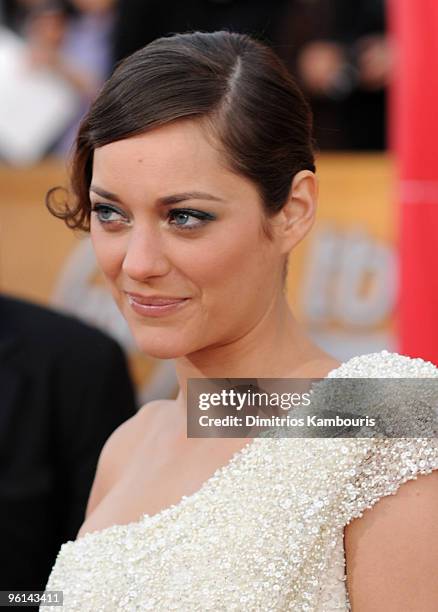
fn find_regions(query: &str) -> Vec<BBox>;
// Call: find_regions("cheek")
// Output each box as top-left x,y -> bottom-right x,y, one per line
90,226 -> 125,283
177,221 -> 272,301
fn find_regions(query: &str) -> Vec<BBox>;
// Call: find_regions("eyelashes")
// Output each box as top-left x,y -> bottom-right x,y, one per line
91,204 -> 123,225
90,204 -> 216,231
167,208 -> 216,229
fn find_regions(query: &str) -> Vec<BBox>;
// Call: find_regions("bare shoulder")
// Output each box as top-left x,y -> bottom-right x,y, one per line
344,469 -> 438,611
99,403 -> 155,466
102,400 -> 160,457
84,400 -> 168,517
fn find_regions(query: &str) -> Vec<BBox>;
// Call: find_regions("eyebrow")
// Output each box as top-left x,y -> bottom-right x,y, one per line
89,186 -> 225,205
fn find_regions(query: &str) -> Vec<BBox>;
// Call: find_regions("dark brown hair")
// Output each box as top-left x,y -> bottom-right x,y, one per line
47,30 -> 315,232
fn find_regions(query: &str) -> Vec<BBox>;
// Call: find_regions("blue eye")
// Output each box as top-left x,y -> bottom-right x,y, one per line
168,208 -> 215,230
91,204 -> 126,224
172,211 -> 191,225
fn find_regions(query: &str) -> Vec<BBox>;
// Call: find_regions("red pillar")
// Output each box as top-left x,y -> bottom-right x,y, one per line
390,0 -> 438,364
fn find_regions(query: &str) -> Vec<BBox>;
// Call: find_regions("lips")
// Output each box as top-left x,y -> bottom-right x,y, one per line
125,292 -> 190,318
125,292 -> 189,306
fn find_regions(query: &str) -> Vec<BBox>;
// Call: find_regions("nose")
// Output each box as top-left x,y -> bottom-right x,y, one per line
122,224 -> 171,282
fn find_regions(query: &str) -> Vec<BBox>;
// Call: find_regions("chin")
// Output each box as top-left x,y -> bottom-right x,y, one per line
133,330 -> 199,360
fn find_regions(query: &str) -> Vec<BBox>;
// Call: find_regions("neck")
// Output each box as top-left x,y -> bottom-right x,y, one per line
174,293 -> 333,408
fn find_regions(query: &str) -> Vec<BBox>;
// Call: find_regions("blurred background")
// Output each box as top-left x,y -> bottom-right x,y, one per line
0,0 -> 436,404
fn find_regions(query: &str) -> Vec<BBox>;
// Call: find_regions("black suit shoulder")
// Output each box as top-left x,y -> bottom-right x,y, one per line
0,293 -> 124,366
0,294 -> 138,594
0,293 -> 116,345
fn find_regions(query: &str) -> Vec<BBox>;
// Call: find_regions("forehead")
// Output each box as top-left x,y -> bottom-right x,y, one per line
92,120 -> 227,190
90,119 -> 264,208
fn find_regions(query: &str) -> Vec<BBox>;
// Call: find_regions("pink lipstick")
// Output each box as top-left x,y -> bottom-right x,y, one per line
125,293 -> 190,318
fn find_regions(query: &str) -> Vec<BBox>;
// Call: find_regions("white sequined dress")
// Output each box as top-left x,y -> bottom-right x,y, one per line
43,351 -> 438,611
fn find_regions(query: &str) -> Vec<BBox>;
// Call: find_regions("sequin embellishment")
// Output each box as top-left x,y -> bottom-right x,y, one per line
43,351 -> 438,611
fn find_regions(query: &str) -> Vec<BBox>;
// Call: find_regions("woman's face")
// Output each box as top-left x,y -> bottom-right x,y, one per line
89,119 -> 286,359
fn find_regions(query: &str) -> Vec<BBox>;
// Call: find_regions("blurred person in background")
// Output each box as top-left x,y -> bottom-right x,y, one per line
1,0 -> 116,157
0,293 -> 137,600
1,0 -> 388,155
276,0 -> 389,150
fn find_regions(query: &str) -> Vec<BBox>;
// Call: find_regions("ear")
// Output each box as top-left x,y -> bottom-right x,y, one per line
273,170 -> 318,253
